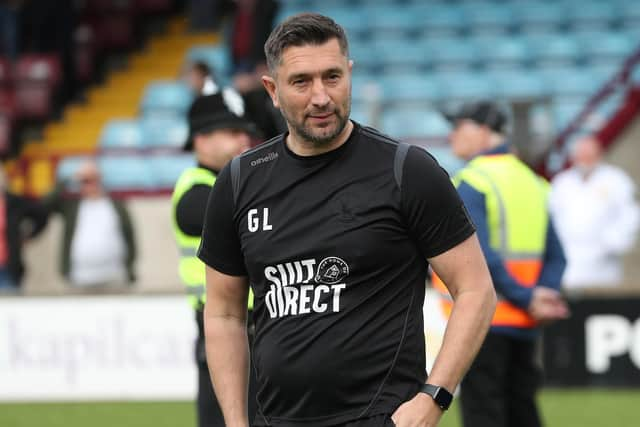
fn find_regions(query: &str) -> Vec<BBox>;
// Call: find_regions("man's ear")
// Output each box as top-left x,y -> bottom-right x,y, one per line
261,75 -> 279,109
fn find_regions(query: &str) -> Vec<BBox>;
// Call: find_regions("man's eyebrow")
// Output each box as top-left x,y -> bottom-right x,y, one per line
323,67 -> 344,76
288,72 -> 310,82
288,68 -> 345,82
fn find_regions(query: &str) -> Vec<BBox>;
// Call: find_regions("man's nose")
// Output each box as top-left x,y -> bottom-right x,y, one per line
310,79 -> 330,107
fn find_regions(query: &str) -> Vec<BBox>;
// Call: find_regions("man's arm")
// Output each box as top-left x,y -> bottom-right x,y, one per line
535,218 -> 566,290
457,182 -> 533,308
392,234 -> 496,427
204,266 -> 251,427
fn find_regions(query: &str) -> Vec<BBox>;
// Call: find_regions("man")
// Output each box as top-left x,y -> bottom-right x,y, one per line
183,61 -> 217,95
549,135 -> 639,288
0,166 -> 48,291
171,90 -> 257,427
198,13 -> 497,427
437,101 -> 570,427
44,160 -> 136,288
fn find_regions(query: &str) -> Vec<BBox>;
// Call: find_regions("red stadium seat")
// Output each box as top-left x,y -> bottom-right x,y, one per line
74,24 -> 97,83
14,82 -> 53,119
0,113 -> 12,155
0,57 -> 12,88
0,88 -> 16,119
85,0 -> 134,13
14,54 -> 62,88
134,0 -> 172,14
90,14 -> 135,50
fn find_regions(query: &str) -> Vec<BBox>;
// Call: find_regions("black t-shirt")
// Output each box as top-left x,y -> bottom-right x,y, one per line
198,122 -> 474,426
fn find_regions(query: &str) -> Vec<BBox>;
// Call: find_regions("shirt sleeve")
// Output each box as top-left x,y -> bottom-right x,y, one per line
197,165 -> 247,276
401,146 -> 476,259
176,184 -> 211,237
457,181 -> 533,309
536,217 -> 566,290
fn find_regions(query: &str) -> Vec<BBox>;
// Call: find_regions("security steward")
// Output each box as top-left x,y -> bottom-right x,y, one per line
434,101 -> 570,427
171,90 -> 258,427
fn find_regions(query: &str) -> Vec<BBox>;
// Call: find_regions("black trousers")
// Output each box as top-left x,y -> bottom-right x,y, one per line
460,333 -> 542,427
196,309 -> 258,427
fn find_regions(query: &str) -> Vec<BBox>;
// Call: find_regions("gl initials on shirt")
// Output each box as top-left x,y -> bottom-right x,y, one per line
248,208 -> 273,232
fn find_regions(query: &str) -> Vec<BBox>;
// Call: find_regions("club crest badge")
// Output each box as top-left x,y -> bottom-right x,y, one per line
315,257 -> 349,284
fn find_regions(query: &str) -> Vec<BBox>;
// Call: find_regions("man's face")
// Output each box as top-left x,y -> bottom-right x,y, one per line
262,38 -> 352,147
449,120 -> 491,161
75,162 -> 102,198
572,137 -> 602,172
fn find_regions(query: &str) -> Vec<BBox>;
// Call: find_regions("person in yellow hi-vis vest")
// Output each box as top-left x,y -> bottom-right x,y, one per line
172,90 -> 257,427
436,101 -> 570,427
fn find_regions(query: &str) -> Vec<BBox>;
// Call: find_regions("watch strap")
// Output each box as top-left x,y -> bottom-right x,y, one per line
420,383 -> 453,411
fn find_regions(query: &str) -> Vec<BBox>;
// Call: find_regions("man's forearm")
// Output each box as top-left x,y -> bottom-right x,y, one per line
204,312 -> 250,427
427,285 -> 495,391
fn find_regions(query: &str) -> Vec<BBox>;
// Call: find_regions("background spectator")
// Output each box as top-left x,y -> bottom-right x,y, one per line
550,135 -> 640,288
0,164 -> 47,291
42,160 -> 136,289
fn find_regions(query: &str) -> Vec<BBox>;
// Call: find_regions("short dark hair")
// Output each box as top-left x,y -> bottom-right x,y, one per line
264,13 -> 349,73
192,61 -> 211,77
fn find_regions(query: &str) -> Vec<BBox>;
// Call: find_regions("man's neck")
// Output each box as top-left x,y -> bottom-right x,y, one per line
286,120 -> 354,157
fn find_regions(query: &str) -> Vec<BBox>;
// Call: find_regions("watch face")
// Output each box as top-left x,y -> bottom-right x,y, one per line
434,387 -> 453,410
422,384 -> 453,410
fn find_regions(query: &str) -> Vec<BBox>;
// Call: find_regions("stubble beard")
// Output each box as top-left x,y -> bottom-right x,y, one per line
283,94 -> 352,148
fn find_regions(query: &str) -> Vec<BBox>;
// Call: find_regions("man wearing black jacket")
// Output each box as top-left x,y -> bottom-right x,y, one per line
0,170 -> 48,291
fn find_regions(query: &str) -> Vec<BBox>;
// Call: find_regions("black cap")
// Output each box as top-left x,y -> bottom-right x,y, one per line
443,101 -> 507,134
184,89 -> 257,151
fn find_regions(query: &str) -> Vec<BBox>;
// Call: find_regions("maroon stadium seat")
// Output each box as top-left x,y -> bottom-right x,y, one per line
90,14 -> 135,50
0,89 -> 15,155
14,82 -> 53,119
74,24 -> 97,83
85,0 -> 134,13
134,0 -> 172,14
0,57 -> 13,88
0,113 -> 12,155
13,54 -> 61,119
14,54 -> 62,88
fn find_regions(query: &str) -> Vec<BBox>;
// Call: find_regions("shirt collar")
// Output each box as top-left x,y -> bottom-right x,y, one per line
476,142 -> 511,158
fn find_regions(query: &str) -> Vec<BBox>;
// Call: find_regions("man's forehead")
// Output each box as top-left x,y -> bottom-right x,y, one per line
279,39 -> 347,72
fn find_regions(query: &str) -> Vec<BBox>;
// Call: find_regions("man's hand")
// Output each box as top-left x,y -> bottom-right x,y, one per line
391,393 -> 443,427
528,287 -> 570,325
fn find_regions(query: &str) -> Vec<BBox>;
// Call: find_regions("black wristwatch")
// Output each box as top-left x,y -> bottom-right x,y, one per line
419,384 -> 453,411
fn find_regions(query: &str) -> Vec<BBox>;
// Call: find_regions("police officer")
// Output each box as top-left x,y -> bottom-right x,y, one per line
171,90 -> 257,427
436,101 -> 570,427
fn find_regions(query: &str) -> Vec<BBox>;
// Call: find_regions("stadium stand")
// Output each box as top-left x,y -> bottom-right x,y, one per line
4,0 -> 639,198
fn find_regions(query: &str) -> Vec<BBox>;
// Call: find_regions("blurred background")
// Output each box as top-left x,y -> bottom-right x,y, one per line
0,0 -> 639,426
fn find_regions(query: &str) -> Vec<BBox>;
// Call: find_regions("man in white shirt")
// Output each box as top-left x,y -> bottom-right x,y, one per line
549,136 -> 640,288
44,160 -> 136,288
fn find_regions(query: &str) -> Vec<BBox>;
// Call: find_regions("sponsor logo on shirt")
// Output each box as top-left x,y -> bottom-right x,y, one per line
264,257 -> 348,318
250,152 -> 278,167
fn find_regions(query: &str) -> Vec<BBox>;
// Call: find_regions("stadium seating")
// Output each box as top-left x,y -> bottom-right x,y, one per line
527,34 -> 582,67
17,0 -> 637,198
149,154 -> 194,188
381,108 -> 450,140
0,57 -> 12,88
98,155 -> 155,191
13,54 -> 62,120
186,45 -> 233,86
463,2 -> 514,35
140,81 -> 193,117
512,2 -> 567,34
99,119 -> 144,150
140,115 -> 188,149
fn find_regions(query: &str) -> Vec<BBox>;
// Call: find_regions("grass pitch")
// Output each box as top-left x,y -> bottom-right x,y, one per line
0,389 -> 638,426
